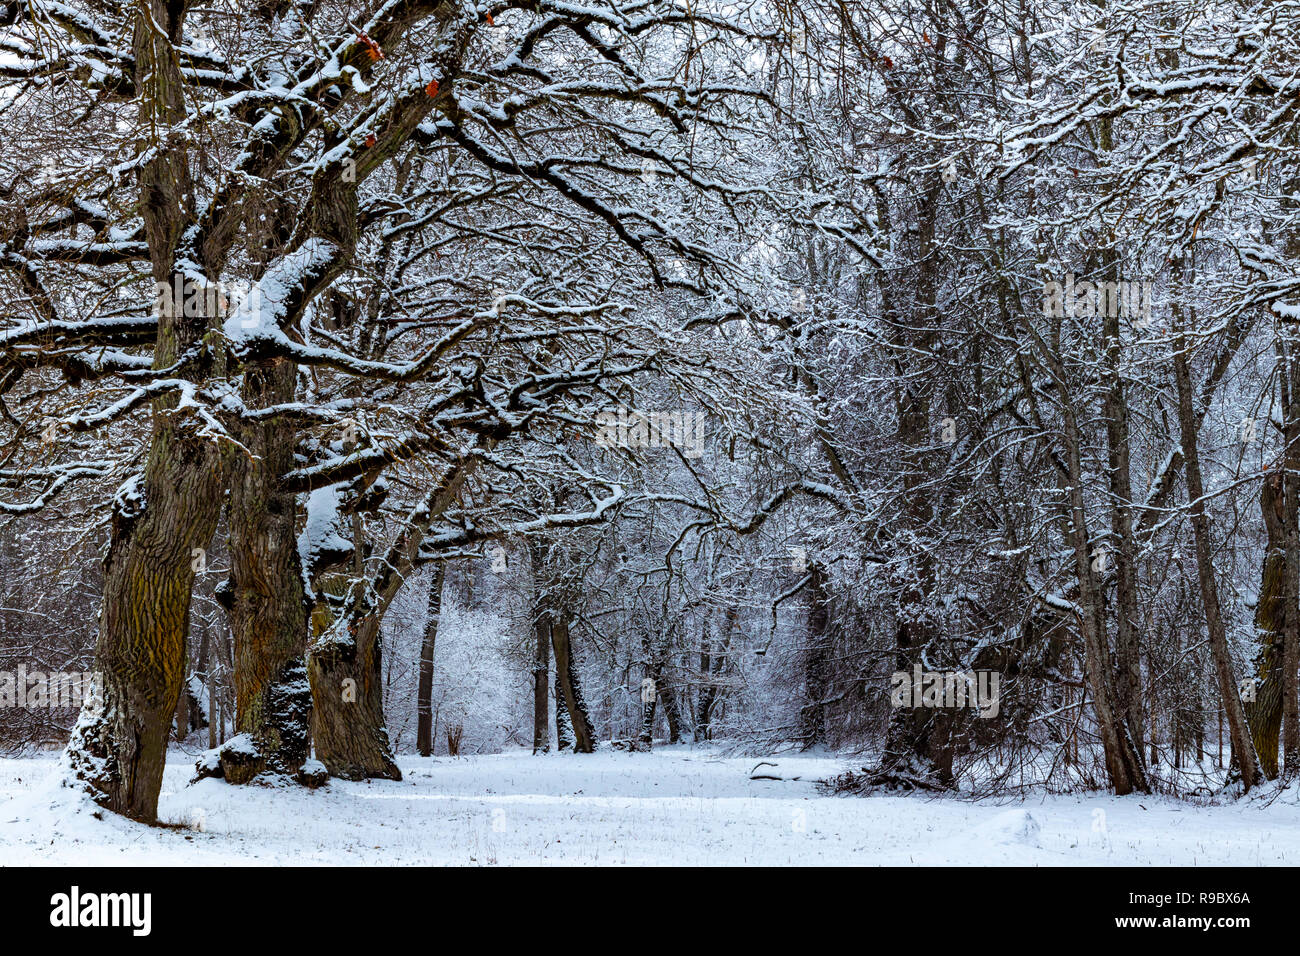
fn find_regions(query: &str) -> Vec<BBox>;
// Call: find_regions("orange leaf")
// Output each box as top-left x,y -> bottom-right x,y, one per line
426,79 -> 440,97
486,12 -> 495,25
365,133 -> 377,147
357,32 -> 384,61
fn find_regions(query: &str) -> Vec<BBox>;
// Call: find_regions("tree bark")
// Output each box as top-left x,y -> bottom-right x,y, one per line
1246,472 -> 1295,777
554,669 -> 575,751
635,630 -> 659,752
220,355 -> 312,782
309,435 -> 488,778
1101,274 -> 1146,764
659,676 -> 684,744
865,172 -> 954,787
800,563 -> 831,749
1059,390 -> 1148,795
60,0 -> 226,821
310,606 -> 402,780
1277,337 -> 1300,776
416,565 -> 444,757
1173,324 -> 1262,791
696,611 -> 730,743
532,612 -> 551,753
550,615 -> 595,753
1017,304 -> 1147,796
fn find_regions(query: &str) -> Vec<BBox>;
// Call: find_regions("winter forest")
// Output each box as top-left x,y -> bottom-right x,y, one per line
4,0 -> 1300,869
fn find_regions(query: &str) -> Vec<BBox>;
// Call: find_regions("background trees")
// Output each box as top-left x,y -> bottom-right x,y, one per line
3,0 -> 1300,818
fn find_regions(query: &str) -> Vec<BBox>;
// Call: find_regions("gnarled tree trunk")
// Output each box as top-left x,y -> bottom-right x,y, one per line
310,608 -> 402,781
218,356 -> 312,783
311,450 -> 485,779
61,0 -> 227,822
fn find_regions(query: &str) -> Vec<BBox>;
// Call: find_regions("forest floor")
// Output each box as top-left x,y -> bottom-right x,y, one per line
1,746 -> 1297,864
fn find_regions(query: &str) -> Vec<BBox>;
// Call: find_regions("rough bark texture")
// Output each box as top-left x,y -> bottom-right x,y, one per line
310,451 -> 483,779
659,676 -> 684,744
60,0 -> 227,822
219,357 -> 312,781
867,353 -> 957,790
310,606 -> 402,781
635,686 -> 658,751
61,305 -> 225,819
1282,482 -> 1300,778
1014,300 -> 1147,796
307,491 -> 400,781
282,21 -> 464,780
863,167 -> 959,789
1279,341 -> 1300,776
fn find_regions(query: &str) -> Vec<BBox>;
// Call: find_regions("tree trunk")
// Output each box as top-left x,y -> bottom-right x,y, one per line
635,630 -> 659,752
59,0 -> 225,822
800,563 -> 831,749
1277,336 -> 1300,776
554,669 -> 575,751
1248,475 -> 1289,778
659,679 -> 683,744
636,681 -> 658,751
1101,277 -> 1146,764
64,433 -> 226,820
1173,322 -> 1262,791
696,612 -> 727,743
174,637 -> 189,743
310,608 -> 401,780
1018,304 -> 1147,796
310,449 -> 485,780
550,616 -> 595,753
416,565 -> 444,757
1059,393 -> 1148,795
532,613 -> 551,754
307,497 -> 401,781
220,355 -> 311,783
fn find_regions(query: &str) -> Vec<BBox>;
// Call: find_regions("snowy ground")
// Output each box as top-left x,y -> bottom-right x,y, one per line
1,746 -> 1297,865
